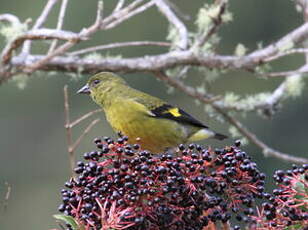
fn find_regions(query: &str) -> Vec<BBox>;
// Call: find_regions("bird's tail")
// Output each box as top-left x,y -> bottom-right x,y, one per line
188,128 -> 227,142
213,132 -> 228,140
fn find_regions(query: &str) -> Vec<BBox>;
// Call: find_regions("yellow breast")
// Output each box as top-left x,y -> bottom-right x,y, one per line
104,99 -> 186,152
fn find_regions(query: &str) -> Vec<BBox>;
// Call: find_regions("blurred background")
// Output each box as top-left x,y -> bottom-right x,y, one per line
0,0 -> 307,229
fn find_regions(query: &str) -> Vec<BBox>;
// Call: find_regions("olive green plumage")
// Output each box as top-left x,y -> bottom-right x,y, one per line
77,72 -> 227,152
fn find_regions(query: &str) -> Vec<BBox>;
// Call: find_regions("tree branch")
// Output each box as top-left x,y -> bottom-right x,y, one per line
100,0 -> 147,29
265,67 -> 308,77
1,29 -> 81,65
263,48 -> 308,62
48,0 -> 70,54
113,0 -> 126,13
68,41 -> 171,56
154,0 -> 188,49
2,21 -> 307,81
23,1 -> 104,74
245,22 -> 308,67
0,13 -> 21,24
21,0 -> 59,55
103,0 -> 155,30
154,71 -> 308,164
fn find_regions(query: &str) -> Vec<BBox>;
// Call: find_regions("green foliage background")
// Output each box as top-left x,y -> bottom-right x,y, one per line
0,0 -> 307,229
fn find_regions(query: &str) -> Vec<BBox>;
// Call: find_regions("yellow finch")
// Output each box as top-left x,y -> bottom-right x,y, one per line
77,72 -> 227,152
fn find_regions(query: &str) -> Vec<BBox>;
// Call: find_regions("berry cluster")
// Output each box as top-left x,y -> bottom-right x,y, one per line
58,137 -> 307,230
250,164 -> 308,230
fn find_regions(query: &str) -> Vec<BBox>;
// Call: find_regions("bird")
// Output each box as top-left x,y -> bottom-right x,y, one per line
77,72 -> 227,153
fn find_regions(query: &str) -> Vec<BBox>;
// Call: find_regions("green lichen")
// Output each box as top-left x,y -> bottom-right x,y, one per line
83,52 -> 122,61
0,22 -> 27,42
166,86 -> 175,95
103,53 -> 122,60
228,126 -> 248,146
195,3 -> 232,52
204,104 -> 225,123
223,92 -> 272,111
195,4 -> 213,34
196,84 -> 206,94
83,52 -> 104,61
255,63 -> 272,75
166,66 -> 189,80
224,92 -> 240,106
166,24 -> 180,50
234,43 -> 247,57
194,99 -> 201,106
193,4 -> 227,53
278,40 -> 294,52
203,68 -> 221,83
196,3 -> 232,32
285,75 -> 305,98
221,11 -> 233,23
11,74 -> 29,89
201,34 -> 221,53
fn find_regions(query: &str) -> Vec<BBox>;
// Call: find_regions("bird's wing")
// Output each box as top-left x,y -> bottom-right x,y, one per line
131,89 -> 208,128
149,104 -> 208,128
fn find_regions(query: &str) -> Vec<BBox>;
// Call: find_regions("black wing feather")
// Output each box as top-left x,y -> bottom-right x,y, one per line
150,104 -> 208,128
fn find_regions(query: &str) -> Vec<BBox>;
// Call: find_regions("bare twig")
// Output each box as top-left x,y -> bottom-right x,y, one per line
154,71 -> 308,164
48,0 -> 70,54
64,85 -> 75,177
101,0 -> 144,28
301,0 -> 308,63
64,85 -> 100,177
0,13 -> 21,24
154,0 -> 188,49
68,41 -> 171,56
87,0 -> 104,34
263,48 -> 308,62
104,1 -> 155,30
21,0 -> 59,55
265,67 -> 308,77
3,182 -> 11,212
113,0 -> 126,13
163,0 -> 191,21
71,118 -> 100,151
69,109 -> 101,128
31,0 -> 59,29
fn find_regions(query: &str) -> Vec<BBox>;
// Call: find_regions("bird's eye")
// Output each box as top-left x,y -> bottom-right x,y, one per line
93,79 -> 100,85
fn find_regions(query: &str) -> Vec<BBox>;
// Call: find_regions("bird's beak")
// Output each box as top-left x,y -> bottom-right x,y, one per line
77,84 -> 90,94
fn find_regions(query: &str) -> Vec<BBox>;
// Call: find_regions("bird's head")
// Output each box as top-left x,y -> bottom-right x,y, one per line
77,72 -> 127,96
77,72 -> 127,106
